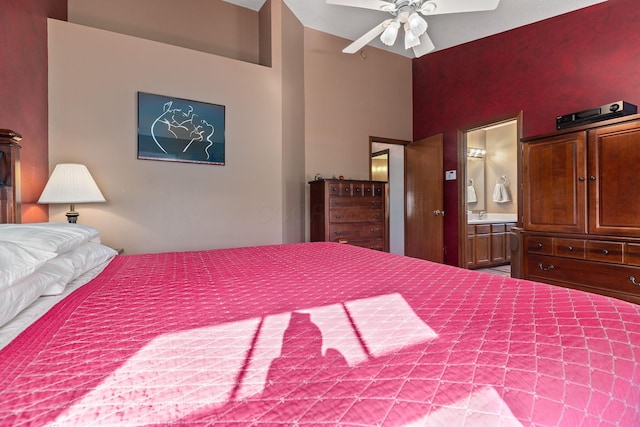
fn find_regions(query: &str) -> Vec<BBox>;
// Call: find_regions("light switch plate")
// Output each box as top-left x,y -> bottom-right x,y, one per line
445,170 -> 457,180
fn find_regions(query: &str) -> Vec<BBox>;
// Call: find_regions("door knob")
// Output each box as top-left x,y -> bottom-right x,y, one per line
433,210 -> 443,216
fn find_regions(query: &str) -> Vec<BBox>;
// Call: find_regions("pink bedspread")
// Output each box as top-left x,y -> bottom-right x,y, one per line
1,242 -> 639,426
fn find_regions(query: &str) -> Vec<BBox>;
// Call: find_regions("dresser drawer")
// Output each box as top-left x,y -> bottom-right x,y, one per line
328,182 -> 354,196
554,238 -> 586,259
525,235 -> 553,255
329,208 -> 383,223
628,243 -> 640,266
587,241 -> 624,264
365,182 -> 385,197
346,239 -> 385,251
329,223 -> 384,240
330,197 -> 384,208
526,254 -> 640,302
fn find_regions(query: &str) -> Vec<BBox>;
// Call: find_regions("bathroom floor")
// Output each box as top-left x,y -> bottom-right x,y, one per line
476,264 -> 511,277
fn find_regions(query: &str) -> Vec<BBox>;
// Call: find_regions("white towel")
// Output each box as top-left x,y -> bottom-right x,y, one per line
467,185 -> 477,203
492,183 -> 510,203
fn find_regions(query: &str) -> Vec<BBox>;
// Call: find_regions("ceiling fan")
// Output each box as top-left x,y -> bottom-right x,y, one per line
327,0 -> 501,57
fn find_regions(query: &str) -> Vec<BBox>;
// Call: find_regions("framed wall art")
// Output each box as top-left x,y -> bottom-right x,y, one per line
137,92 -> 225,165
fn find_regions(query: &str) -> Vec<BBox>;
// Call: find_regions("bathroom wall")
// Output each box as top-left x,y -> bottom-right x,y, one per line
485,122 -> 517,214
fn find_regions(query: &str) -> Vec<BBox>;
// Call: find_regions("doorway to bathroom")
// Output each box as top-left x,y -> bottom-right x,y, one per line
457,113 -> 522,271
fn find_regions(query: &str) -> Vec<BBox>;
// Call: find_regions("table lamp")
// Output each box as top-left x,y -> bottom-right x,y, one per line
38,163 -> 106,223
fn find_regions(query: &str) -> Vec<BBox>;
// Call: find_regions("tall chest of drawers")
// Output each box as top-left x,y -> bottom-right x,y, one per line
309,179 -> 387,252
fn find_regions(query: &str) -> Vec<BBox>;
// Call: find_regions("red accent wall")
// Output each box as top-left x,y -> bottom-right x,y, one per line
0,0 -> 67,222
413,0 -> 640,265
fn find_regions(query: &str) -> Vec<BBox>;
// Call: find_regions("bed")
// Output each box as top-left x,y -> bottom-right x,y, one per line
0,224 -> 639,426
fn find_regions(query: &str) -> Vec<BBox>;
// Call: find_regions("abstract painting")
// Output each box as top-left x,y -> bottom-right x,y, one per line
137,92 -> 225,165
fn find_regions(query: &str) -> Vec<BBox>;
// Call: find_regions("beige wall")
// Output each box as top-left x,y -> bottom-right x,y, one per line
304,29 -> 412,183
68,0 -> 260,64
48,19 -> 283,254
281,5 -> 306,243
303,29 -> 412,239
46,0 -> 411,253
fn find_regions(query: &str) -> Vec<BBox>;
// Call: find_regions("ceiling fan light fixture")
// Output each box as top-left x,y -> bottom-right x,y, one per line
407,12 -> 428,37
404,23 -> 421,49
419,1 -> 437,14
380,20 -> 400,46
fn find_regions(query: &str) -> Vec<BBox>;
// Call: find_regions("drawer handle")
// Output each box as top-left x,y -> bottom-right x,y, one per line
567,246 -> 574,252
630,276 -> 638,286
373,213 -> 381,218
536,243 -> 543,249
334,201 -> 342,206
538,263 -> 555,272
578,176 -> 585,182
334,231 -> 344,236
601,249 -> 609,255
334,215 -> 342,219
589,176 -> 596,181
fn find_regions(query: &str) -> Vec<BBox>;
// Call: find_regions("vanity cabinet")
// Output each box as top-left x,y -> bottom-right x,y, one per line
467,222 -> 514,268
521,114 -> 640,304
309,179 -> 387,252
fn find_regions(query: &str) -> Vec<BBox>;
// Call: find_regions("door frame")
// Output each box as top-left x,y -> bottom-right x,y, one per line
369,136 -> 409,255
456,112 -> 523,268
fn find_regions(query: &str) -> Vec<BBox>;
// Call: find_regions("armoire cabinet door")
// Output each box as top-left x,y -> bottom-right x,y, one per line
588,121 -> 640,237
523,132 -> 587,233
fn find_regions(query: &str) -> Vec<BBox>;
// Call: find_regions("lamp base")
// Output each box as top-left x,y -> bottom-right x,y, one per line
65,211 -> 79,223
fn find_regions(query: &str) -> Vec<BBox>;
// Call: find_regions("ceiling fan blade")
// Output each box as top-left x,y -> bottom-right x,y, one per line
412,32 -> 435,57
343,19 -> 393,54
421,0 -> 500,15
326,0 -> 396,13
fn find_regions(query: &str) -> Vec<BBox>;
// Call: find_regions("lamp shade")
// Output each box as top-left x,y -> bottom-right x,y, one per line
38,163 -> 106,204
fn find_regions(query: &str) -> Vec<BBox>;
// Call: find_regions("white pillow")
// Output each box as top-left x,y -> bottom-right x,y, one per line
42,242 -> 118,295
0,241 -> 57,291
0,270 -> 59,328
0,222 -> 100,254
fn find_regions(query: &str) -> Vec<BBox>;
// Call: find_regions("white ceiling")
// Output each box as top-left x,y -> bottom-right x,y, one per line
224,0 -> 607,58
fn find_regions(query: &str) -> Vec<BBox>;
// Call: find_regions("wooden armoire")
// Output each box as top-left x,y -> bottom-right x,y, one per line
519,114 -> 640,304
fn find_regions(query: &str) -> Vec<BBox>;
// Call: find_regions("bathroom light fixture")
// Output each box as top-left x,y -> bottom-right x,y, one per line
38,163 -> 106,223
467,148 -> 487,158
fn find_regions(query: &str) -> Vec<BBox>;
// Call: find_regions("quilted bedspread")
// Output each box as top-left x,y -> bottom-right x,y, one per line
1,242 -> 639,426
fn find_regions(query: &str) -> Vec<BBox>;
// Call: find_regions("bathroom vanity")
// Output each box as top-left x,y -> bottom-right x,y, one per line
467,214 -> 516,269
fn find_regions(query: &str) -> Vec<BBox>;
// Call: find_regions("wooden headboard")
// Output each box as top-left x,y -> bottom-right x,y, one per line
0,129 -> 22,223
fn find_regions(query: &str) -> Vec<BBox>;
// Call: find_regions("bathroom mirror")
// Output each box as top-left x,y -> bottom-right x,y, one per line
466,143 -> 486,212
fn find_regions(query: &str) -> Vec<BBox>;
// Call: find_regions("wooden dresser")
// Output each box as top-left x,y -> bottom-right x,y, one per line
521,114 -> 640,304
309,179 -> 387,252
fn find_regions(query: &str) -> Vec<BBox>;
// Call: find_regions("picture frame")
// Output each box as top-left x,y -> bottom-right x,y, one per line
137,92 -> 225,165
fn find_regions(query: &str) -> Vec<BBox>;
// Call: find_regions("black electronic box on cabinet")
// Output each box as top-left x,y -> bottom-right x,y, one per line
556,101 -> 637,130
